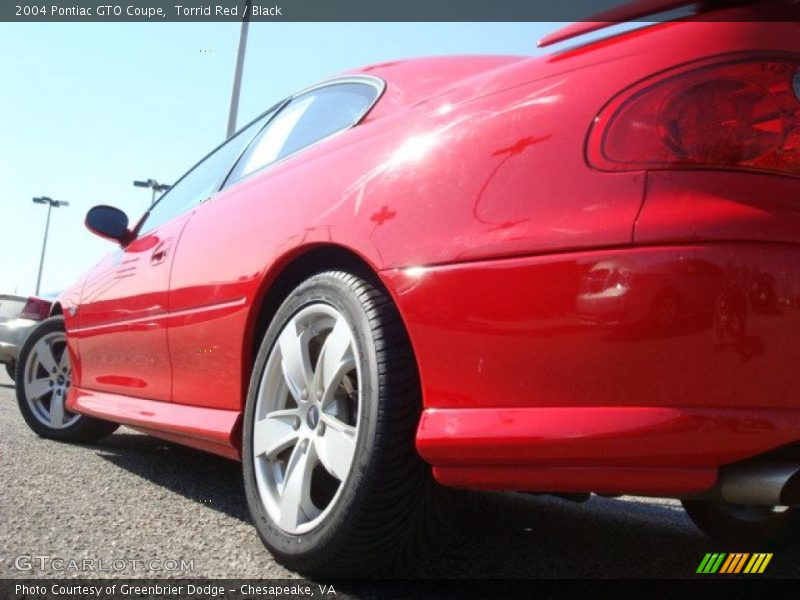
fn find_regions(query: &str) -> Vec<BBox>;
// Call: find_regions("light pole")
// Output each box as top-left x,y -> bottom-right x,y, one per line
32,197 -> 69,296
133,179 -> 171,206
226,0 -> 252,138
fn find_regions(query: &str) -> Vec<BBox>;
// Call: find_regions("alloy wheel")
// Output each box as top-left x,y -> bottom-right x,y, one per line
23,331 -> 78,429
252,303 -> 361,535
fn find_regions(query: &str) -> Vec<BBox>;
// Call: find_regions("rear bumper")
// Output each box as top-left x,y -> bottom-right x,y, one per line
380,243 -> 800,495
0,319 -> 37,364
417,406 -> 800,495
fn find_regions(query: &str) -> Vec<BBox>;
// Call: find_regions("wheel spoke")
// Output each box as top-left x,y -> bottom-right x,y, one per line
34,338 -> 58,374
316,414 -> 357,481
279,440 -> 317,530
319,359 -> 356,410
50,392 -> 65,427
58,347 -> 70,371
278,319 -> 314,403
26,378 -> 52,400
314,317 -> 354,402
253,409 -> 300,458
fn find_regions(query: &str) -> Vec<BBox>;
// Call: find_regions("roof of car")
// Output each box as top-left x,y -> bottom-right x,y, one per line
342,54 -> 528,113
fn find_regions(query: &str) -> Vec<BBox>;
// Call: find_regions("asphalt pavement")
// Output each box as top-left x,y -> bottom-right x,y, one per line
1,370 -> 798,581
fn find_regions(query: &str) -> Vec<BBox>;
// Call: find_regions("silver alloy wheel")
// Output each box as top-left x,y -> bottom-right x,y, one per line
23,331 -> 79,429
253,303 -> 362,535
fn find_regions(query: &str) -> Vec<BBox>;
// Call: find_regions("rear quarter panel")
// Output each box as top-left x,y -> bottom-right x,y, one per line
165,47 -> 651,409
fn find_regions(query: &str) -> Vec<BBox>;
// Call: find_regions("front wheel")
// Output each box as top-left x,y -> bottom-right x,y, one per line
682,499 -> 800,547
16,316 -> 119,442
243,271 -> 437,576
5,360 -> 15,381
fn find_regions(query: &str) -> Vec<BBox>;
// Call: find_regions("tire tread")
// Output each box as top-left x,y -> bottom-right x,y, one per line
244,270 -> 439,576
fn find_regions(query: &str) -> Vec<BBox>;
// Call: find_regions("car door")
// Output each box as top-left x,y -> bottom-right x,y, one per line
167,80 -> 383,409
75,116 -> 274,401
75,212 -> 190,400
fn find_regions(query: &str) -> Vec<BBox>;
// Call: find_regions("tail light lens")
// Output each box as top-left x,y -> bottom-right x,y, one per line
588,55 -> 800,177
20,297 -> 51,321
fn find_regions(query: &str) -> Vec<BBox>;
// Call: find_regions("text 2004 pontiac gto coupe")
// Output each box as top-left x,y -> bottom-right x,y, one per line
16,0 -> 800,574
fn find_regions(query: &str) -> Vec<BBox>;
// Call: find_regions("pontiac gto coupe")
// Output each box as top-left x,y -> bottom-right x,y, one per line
16,0 -> 800,574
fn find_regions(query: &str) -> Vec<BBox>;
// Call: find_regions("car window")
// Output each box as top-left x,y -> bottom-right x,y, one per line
224,82 -> 379,186
138,108 -> 278,234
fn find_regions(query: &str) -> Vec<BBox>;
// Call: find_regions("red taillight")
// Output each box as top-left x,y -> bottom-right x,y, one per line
20,297 -> 51,321
588,55 -> 800,177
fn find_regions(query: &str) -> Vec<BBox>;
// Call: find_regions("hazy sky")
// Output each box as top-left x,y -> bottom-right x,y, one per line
0,22 -> 564,296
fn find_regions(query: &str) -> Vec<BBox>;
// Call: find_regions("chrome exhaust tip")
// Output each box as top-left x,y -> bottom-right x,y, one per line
719,462 -> 800,506
779,468 -> 800,505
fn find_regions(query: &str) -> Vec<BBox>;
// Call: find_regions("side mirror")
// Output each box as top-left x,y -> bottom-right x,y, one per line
85,205 -> 132,245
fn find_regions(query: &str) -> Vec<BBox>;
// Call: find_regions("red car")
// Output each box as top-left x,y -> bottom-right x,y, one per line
16,0 -> 800,575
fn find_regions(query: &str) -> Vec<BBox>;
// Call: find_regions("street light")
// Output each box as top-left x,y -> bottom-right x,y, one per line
32,196 -> 69,296
133,179 -> 171,206
227,0 -> 252,138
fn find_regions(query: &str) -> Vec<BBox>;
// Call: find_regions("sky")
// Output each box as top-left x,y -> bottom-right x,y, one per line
0,22 -> 565,296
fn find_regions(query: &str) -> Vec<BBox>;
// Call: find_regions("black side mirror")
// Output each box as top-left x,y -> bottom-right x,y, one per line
85,205 -> 132,245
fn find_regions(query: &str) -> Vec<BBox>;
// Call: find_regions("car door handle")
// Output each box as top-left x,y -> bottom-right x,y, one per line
151,247 -> 169,265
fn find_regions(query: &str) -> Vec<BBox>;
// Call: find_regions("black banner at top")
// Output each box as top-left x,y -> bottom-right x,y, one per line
3,0 -> 799,22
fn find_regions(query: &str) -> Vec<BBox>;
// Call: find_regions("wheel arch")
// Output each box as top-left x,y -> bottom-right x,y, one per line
240,243 -> 407,402
232,243 -> 415,452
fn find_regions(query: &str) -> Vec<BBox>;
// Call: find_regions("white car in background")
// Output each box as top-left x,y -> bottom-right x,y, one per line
0,294 -> 53,381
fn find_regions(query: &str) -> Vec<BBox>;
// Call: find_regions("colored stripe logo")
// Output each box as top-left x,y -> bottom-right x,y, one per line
697,553 -> 773,574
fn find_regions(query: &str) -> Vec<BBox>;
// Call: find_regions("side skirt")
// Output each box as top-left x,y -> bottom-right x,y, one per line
68,387 -> 242,461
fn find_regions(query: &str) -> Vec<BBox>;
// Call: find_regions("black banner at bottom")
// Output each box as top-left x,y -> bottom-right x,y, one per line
3,578 -> 800,600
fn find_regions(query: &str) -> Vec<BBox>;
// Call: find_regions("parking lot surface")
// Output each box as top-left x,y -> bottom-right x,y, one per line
1,371 -> 797,580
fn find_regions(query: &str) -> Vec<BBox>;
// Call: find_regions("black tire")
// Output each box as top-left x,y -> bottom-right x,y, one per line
5,360 -> 15,381
16,316 -> 119,443
682,499 -> 800,548
243,271 -> 437,576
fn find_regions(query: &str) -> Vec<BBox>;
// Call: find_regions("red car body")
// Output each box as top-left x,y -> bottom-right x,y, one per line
55,3 -> 800,500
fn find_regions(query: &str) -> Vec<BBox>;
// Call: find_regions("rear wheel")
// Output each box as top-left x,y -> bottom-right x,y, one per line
682,500 -> 800,547
243,271 -> 436,576
5,360 -> 15,381
16,316 -> 119,442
